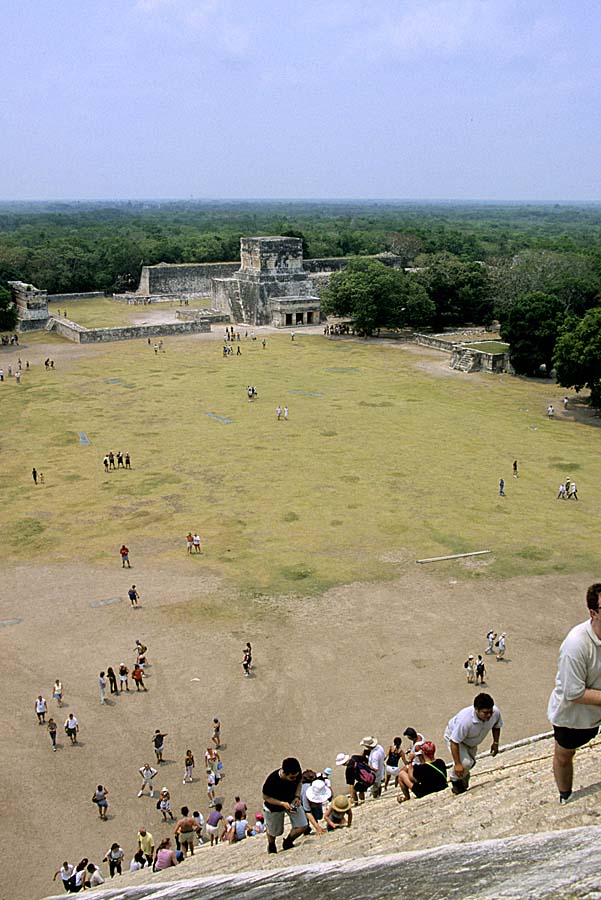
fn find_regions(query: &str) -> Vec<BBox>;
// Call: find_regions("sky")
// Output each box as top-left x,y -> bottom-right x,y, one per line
1,0 -> 600,201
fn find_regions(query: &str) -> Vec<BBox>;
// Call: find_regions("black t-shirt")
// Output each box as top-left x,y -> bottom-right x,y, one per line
262,769 -> 300,811
411,759 -> 447,798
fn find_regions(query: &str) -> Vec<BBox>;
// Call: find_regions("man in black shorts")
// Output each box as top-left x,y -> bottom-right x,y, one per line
547,583 -> 601,803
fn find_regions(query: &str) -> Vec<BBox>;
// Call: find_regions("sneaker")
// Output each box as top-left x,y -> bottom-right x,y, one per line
267,844 -> 277,854
282,836 -> 295,851
138,790 -> 144,797
559,790 -> 572,805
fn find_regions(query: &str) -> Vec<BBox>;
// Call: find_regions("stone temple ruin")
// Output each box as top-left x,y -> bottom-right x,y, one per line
211,236 -> 320,327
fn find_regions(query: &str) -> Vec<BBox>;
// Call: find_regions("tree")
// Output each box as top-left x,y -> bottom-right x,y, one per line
499,292 -> 564,377
387,232 -> 424,267
0,285 -> 17,331
415,253 -> 493,328
554,307 -> 601,407
321,258 -> 434,335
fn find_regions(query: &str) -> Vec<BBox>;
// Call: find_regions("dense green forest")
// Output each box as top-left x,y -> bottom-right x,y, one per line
2,200 -> 601,401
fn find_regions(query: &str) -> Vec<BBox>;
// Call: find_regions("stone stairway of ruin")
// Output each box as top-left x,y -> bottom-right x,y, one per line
48,735 -> 601,899
229,288 -> 244,323
452,348 -> 478,372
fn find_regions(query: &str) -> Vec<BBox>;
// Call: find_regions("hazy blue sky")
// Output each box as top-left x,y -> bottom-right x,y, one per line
1,0 -> 599,200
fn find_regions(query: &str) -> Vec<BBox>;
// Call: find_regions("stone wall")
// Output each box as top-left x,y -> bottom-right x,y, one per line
47,317 -> 211,343
414,334 -> 457,352
47,291 -> 107,303
140,262 -> 240,296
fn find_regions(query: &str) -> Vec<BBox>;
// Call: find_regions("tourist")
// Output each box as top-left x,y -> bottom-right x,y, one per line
120,545 -> 131,568
336,751 -> 372,805
302,777 -> 330,835
92,785 -> 109,820
444,693 -> 503,794
563,396 -> 569,409
548,583 -> 601,804
64,713 -> 79,744
251,812 -> 265,835
205,745 -> 221,776
47,717 -> 58,751
557,482 -> 567,500
152,730 -> 167,763
154,837 -> 178,869
513,459 -> 518,478
109,451 -> 115,469
53,861 -> 75,892
38,472 -> 44,484
32,467 -> 38,484
125,452 -> 131,469
137,826 -> 155,865
212,717 -> 221,749
242,648 -> 251,677
568,481 -> 578,500
397,741 -> 447,803
324,795 -> 353,830
485,630 -> 496,655
186,532 -> 193,554
464,655 -> 476,683
102,843 -> 124,877
192,810 -> 205,843
174,806 -> 200,856
85,862 -> 105,887
276,405 -> 282,420
233,796 -> 247,817
403,727 -> 426,764
360,735 -> 386,798
261,756 -> 307,853
107,667 -> 118,694
383,736 -> 403,790
103,455 -> 109,473
135,639 -> 147,668
548,404 -> 555,417
183,749 -> 195,784
15,369 -> 20,384
499,478 -> 505,496
158,787 -> 175,821
70,859 -> 88,892
132,664 -> 147,691
117,451 -> 124,468
129,850 -> 146,872
206,803 -> 224,845
128,585 -> 139,607
229,808 -> 252,843
284,406 -> 289,420
245,642 -> 253,669
207,768 -> 217,806
496,633 -> 507,661
193,533 -> 201,553
119,663 -> 130,691
35,695 -> 47,724
475,655 -> 486,684
98,671 -> 108,704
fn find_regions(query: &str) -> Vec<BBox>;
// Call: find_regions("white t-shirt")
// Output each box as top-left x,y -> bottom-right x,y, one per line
368,744 -> 386,779
65,716 -> 78,729
548,620 -> 601,729
36,698 -> 46,713
446,705 -> 503,748
60,864 -> 74,882
89,867 -> 105,885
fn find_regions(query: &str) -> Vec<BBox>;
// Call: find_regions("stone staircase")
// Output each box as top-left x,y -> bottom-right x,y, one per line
46,735 -> 601,899
229,288 -> 245,323
451,347 -> 479,372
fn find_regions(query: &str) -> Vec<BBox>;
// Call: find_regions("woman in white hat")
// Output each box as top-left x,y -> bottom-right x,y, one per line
302,779 -> 331,835
464,655 -> 476,683
324,795 -> 353,830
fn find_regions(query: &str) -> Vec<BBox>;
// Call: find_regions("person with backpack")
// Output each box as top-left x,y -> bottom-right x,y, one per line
335,750 -> 375,806
475,655 -> 486,685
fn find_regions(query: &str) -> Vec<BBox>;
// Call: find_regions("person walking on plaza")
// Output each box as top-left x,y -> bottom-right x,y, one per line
557,482 -> 567,500
138,762 -> 158,797
513,459 -> 518,478
128,585 -> 139,607
548,583 -> 601,804
496,633 -> 506,661
153,729 -> 167,763
475,655 -> 486,685
64,713 -> 79,744
568,481 -> 578,500
193,533 -> 201,553
159,788 -> 175,821
212,717 -> 221,749
464,655 -> 476,683
276,405 -> 282,421
485,630 -> 496,655
35,695 -> 47,724
32,467 -> 38,484
99,672 -> 108,704
48,717 -> 58,751
262,757 -> 307,854
120,544 -> 131,568
499,478 -> 505,496
132,664 -> 147,691
52,679 -> 64,706
125,452 -> 131,469
444,693 -> 502,794
183,749 -> 195,784
548,404 -> 555,418
186,532 -> 193,554
107,667 -> 118,694
92,785 -> 109,820
119,663 -> 130,691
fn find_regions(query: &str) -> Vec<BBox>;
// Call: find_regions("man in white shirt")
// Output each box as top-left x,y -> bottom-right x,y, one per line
548,583 -> 601,804
138,762 -> 158,797
445,693 -> 503,794
360,736 -> 386,798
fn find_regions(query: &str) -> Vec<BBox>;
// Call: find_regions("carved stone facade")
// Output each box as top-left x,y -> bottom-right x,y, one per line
9,281 -> 50,331
211,236 -> 320,326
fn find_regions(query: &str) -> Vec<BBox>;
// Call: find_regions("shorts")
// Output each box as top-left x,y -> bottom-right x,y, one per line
96,799 -> 108,808
206,824 -> 219,837
386,764 -> 400,777
262,804 -> 307,837
179,831 -> 195,845
553,725 -> 599,750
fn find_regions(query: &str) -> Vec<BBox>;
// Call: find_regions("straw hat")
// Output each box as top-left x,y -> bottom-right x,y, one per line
336,753 -> 350,766
332,795 -> 351,813
360,736 -> 377,749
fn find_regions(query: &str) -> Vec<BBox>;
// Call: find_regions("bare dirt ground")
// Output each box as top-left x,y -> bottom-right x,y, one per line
1,555 -> 592,900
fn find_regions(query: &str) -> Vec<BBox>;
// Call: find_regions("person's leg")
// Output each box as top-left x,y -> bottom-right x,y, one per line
397,768 -> 412,801
553,742 -> 576,797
